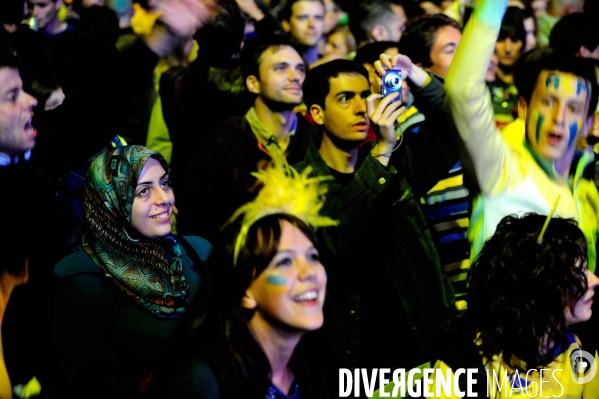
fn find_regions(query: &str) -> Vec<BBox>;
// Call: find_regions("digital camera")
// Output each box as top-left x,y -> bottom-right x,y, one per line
381,70 -> 402,103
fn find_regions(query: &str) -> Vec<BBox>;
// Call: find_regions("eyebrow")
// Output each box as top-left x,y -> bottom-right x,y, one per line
137,172 -> 168,186
1,87 -> 19,98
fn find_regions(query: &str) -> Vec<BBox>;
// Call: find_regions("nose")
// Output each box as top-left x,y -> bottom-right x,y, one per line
587,270 -> 599,289
288,68 -> 303,83
551,102 -> 567,127
505,38 -> 513,53
297,258 -> 318,281
23,92 -> 37,110
354,96 -> 367,115
153,187 -> 169,205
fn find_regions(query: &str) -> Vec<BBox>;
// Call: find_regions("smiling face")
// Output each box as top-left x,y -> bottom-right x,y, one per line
131,157 -> 174,240
428,25 -> 461,79
524,70 -> 591,161
0,68 -> 37,158
565,267 -> 599,325
310,73 -> 371,144
283,0 -> 325,48
248,45 -> 306,108
244,220 -> 327,333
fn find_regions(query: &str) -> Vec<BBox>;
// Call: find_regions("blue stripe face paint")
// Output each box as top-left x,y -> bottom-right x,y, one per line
536,114 -> 544,143
568,122 -> 578,149
266,275 -> 288,286
546,74 -> 560,90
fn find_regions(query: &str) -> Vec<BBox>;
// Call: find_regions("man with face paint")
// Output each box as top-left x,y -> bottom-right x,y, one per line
445,0 -> 599,270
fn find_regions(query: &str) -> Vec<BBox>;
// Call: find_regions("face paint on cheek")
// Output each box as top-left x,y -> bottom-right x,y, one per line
265,275 -> 289,293
535,113 -> 544,144
266,275 -> 288,285
568,122 -> 579,149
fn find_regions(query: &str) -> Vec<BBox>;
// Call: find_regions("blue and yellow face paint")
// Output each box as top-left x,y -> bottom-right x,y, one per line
265,274 -> 289,293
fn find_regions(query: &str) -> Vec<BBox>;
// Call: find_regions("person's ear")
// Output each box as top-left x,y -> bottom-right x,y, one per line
310,104 -> 325,125
242,290 -> 257,310
580,45 -> 594,58
282,19 -> 291,32
518,96 -> 528,120
370,25 -> 387,42
581,114 -> 595,139
18,259 -> 29,285
246,75 -> 260,95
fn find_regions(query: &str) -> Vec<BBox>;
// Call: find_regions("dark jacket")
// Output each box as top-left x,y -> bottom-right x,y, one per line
293,75 -> 458,370
175,113 -> 317,243
53,236 -> 211,399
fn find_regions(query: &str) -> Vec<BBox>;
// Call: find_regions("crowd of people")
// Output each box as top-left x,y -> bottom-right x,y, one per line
1,0 -> 599,397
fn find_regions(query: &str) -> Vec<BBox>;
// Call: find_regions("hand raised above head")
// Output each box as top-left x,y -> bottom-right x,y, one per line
374,53 -> 431,89
154,0 -> 219,38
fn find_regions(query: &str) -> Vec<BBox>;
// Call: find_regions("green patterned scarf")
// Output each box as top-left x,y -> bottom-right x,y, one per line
82,145 -> 189,318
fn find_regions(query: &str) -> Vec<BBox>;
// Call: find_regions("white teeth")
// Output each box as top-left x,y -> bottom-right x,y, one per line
150,212 -> 169,219
293,290 -> 318,302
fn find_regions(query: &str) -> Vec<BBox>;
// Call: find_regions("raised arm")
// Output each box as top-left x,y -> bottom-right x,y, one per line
444,0 -> 514,195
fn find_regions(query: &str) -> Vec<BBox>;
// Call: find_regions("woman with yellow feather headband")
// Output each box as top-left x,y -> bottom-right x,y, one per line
143,154 -> 338,398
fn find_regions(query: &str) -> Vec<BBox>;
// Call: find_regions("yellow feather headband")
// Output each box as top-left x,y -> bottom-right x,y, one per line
223,152 -> 339,266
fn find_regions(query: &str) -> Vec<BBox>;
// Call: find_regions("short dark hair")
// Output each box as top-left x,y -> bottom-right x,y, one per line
278,0 -> 324,21
240,34 -> 304,82
549,13 -> 599,56
497,7 -> 526,46
354,41 -> 399,66
514,47 -> 599,116
398,14 -> 461,68
194,0 -> 245,62
347,0 -> 399,45
0,37 -> 18,71
303,59 -> 368,109
467,214 -> 589,368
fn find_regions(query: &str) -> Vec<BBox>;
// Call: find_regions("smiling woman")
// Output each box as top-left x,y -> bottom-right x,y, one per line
143,156 -> 337,399
52,145 -> 212,398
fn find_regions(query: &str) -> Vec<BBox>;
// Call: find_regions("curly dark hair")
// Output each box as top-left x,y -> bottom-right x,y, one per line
466,213 -> 588,369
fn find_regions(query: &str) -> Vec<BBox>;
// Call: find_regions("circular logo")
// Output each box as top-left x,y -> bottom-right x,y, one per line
570,349 -> 597,384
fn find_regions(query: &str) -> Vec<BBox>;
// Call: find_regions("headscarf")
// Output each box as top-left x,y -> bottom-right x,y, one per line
82,145 -> 188,318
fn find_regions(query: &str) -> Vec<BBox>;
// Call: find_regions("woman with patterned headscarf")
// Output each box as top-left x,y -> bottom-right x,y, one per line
53,145 -> 211,398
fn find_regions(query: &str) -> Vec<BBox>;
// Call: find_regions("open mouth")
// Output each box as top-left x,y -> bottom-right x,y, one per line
150,211 -> 170,221
24,118 -> 36,138
547,132 -> 563,145
292,289 -> 319,304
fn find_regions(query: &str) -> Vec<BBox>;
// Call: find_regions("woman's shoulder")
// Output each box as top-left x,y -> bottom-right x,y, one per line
54,249 -> 99,278
147,356 -> 220,399
179,235 -> 212,263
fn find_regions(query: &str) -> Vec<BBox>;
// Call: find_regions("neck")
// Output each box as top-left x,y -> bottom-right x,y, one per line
42,17 -> 66,35
303,46 -> 320,66
253,99 -> 298,142
249,316 -> 302,394
496,65 -> 513,86
318,132 -> 359,173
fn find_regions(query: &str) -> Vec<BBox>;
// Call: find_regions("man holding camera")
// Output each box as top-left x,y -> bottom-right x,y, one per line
295,57 -> 457,371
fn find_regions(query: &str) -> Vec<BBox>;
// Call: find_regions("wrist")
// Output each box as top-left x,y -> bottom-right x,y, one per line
247,8 -> 265,21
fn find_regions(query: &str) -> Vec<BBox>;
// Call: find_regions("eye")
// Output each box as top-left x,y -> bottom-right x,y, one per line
161,178 -> 171,188
541,97 -> 554,107
568,104 -> 582,114
307,251 -> 320,263
136,187 -> 149,196
275,257 -> 293,267
297,65 -> 306,74
339,95 -> 348,103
